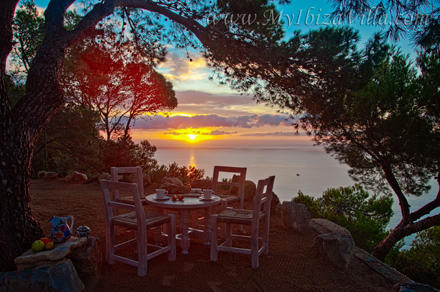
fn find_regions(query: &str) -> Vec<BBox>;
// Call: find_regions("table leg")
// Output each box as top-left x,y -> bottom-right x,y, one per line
179,210 -> 190,254
154,207 -> 164,245
204,207 -> 212,245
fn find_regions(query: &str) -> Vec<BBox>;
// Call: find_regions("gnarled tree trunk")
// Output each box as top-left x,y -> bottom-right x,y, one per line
0,0 -> 68,271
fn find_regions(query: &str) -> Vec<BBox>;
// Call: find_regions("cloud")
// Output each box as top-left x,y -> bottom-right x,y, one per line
208,130 -> 237,135
240,131 -> 301,137
159,52 -> 208,81
133,113 -> 292,130
164,129 -> 237,136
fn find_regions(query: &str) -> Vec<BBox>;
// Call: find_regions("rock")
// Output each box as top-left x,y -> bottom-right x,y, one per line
394,282 -> 438,292
281,202 -> 310,232
98,172 -> 111,181
65,171 -> 88,182
163,177 -> 184,187
310,218 -> 351,236
271,193 -> 280,209
14,237 -> 87,270
37,170 -> 58,179
0,258 -> 84,292
243,180 -> 256,201
314,232 -> 355,270
68,237 -> 101,289
191,179 -> 212,189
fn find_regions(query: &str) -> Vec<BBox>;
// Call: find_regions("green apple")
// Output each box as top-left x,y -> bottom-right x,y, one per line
31,240 -> 45,252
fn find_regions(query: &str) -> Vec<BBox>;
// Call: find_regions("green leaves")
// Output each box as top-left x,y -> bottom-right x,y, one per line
293,185 -> 394,252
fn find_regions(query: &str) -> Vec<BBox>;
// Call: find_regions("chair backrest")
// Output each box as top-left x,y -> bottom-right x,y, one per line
100,179 -> 146,230
110,167 -> 144,200
212,166 -> 247,208
252,176 -> 276,222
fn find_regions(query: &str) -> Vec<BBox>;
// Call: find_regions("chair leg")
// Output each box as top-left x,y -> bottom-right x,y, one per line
137,228 -> 148,277
251,225 -> 259,269
107,223 -> 114,264
168,214 -> 177,261
262,217 -> 270,255
225,223 -> 232,247
210,215 -> 219,261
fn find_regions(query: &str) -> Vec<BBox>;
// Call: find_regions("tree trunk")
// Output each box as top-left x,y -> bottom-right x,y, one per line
373,211 -> 440,261
372,224 -> 407,261
0,127 -> 43,271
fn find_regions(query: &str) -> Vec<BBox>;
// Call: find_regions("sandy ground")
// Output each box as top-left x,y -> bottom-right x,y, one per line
29,178 -> 397,292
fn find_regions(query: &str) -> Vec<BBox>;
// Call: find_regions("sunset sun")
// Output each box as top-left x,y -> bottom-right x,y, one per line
188,134 -> 198,141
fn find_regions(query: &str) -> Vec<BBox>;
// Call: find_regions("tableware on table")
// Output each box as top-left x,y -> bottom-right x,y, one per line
199,196 -> 214,201
203,189 -> 213,200
191,188 -> 202,194
153,196 -> 170,201
156,189 -> 168,199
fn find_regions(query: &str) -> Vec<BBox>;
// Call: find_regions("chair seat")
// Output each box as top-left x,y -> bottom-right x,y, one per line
217,194 -> 240,203
112,212 -> 170,229
217,209 -> 267,225
116,197 -> 148,205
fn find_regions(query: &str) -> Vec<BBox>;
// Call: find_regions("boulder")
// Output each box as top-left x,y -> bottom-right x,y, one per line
310,218 -> 351,236
314,232 -> 355,270
0,258 -> 84,292
98,172 -> 111,181
37,170 -> 58,179
14,237 -> 87,270
271,193 -> 281,210
65,171 -> 88,182
243,180 -> 257,201
191,179 -> 212,189
68,237 -> 101,288
162,177 -> 184,187
281,202 -> 310,232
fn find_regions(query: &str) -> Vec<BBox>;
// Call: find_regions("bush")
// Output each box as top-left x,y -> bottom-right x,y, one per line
292,184 -> 393,253
147,162 -> 204,185
385,226 -> 440,289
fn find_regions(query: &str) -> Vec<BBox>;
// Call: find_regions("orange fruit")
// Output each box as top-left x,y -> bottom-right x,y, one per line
45,242 -> 55,250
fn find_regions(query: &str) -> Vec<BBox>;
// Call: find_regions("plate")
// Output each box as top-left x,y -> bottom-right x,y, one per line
199,196 -> 214,201
153,196 -> 169,201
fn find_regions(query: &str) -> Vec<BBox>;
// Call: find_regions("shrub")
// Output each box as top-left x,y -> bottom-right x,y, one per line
385,226 -> 440,289
292,184 -> 393,253
146,162 -> 205,186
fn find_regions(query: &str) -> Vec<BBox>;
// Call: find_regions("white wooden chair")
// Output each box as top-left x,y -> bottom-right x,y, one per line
212,166 -> 247,211
110,166 -> 145,204
100,180 -> 176,276
192,166 -> 246,229
210,176 -> 275,268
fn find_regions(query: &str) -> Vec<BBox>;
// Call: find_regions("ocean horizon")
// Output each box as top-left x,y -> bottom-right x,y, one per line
154,144 -> 439,248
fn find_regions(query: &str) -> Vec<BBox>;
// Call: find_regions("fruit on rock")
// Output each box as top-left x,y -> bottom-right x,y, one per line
45,242 -> 55,250
31,240 -> 45,252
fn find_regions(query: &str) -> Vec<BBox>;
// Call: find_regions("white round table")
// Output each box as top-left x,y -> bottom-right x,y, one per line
145,194 -> 221,254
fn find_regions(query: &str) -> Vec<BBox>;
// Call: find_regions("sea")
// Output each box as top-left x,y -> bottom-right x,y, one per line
155,144 -> 440,248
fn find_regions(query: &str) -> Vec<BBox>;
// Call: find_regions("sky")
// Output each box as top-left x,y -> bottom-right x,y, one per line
29,0 -> 418,148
